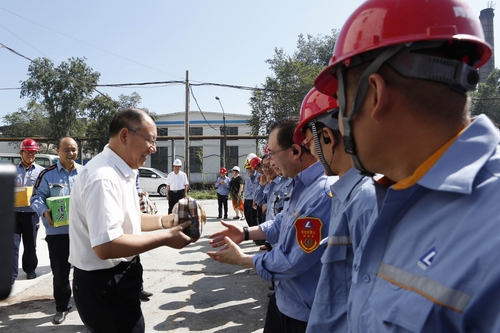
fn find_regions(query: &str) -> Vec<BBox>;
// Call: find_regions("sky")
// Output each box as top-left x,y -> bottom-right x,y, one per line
0,0 -> 496,126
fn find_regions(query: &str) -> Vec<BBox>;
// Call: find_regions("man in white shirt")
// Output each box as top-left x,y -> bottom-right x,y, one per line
166,159 -> 189,214
69,108 -> 195,332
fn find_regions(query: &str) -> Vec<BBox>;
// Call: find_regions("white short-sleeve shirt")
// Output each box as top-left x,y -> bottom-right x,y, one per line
166,170 -> 189,191
69,145 -> 141,271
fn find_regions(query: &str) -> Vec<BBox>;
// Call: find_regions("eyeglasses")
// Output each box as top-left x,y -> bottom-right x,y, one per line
268,146 -> 291,158
261,164 -> 272,171
128,128 -> 157,147
302,135 -> 314,149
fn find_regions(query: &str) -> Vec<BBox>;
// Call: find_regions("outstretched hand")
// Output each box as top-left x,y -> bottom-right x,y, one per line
208,220 -> 244,248
206,236 -> 250,267
165,220 -> 197,249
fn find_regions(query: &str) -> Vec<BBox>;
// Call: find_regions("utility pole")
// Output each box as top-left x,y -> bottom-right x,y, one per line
215,96 -> 227,168
185,70 -> 190,180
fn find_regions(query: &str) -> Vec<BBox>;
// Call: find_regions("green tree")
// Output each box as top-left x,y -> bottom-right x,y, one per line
2,101 -> 50,139
249,30 -> 338,136
85,92 -> 153,153
19,57 -> 100,141
470,68 -> 500,126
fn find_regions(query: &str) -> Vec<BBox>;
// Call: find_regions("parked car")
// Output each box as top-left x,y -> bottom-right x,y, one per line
138,167 -> 168,196
0,153 -> 59,168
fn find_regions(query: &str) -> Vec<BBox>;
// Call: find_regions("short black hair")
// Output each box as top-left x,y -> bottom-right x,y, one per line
268,118 -> 298,149
109,108 -> 153,137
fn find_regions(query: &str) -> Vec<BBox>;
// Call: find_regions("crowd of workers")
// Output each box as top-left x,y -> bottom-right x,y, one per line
10,0 -> 500,331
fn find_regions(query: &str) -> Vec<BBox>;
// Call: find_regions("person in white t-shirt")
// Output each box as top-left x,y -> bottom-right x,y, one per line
165,159 -> 189,214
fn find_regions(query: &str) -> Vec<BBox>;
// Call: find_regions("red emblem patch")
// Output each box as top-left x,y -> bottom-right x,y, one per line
295,217 -> 323,253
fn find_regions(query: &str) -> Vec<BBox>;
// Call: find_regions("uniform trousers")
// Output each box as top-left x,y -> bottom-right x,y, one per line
45,234 -> 72,312
216,193 -> 228,218
13,212 -> 39,280
264,292 -> 308,333
244,199 -> 258,227
73,256 -> 145,333
168,190 -> 185,214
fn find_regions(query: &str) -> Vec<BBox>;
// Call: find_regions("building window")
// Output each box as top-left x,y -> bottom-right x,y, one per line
190,146 -> 203,173
226,127 -> 238,135
152,147 -> 168,173
226,146 -> 238,169
189,127 -> 203,136
158,127 -> 168,137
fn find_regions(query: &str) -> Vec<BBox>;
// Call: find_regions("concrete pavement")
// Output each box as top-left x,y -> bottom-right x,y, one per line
0,197 -> 268,332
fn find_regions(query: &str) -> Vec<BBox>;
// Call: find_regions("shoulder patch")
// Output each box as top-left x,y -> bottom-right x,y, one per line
294,217 -> 323,253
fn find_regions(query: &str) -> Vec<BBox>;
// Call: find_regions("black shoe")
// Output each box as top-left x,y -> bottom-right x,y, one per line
233,216 -> 240,219
254,240 -> 266,246
217,216 -> 222,219
139,290 -> 153,299
267,291 -> 274,298
268,283 -> 274,290
224,216 -> 228,219
26,272 -> 36,280
52,310 -> 69,325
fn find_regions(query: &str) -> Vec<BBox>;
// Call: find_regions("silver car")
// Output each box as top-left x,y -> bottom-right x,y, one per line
138,167 -> 168,196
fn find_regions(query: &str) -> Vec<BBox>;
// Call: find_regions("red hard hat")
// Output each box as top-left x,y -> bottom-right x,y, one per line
293,88 -> 338,145
220,167 -> 227,174
250,156 -> 262,169
315,0 -> 492,95
20,138 -> 39,151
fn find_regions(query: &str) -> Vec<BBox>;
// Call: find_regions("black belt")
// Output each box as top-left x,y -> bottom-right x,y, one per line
169,190 -> 183,193
75,256 -> 139,276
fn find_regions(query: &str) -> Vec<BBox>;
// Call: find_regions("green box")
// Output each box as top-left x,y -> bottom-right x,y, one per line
46,196 -> 70,227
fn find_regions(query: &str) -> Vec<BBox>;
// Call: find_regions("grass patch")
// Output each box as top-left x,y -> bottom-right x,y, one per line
189,189 -> 217,200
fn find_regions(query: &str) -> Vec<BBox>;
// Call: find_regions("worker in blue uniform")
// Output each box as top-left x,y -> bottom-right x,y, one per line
314,0 -> 500,331
293,88 -> 377,332
31,136 -> 82,325
207,118 -> 335,333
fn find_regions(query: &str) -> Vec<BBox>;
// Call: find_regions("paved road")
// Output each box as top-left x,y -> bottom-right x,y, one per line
0,198 -> 269,332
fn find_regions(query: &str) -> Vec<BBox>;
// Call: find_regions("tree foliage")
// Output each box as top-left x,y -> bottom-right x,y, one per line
19,57 -> 99,141
470,68 -> 500,126
249,30 -> 338,136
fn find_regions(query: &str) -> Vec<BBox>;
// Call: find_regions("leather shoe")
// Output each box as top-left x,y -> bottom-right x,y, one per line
26,272 -> 36,280
217,216 -> 222,219
52,310 -> 69,325
223,215 -> 228,219
139,290 -> 153,299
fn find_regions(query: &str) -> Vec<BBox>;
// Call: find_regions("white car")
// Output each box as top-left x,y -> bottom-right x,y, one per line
138,167 -> 168,196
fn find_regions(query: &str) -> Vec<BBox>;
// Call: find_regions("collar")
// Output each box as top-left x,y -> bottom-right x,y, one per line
294,161 -> 325,188
331,167 -> 367,204
102,145 -> 136,181
394,115 -> 500,193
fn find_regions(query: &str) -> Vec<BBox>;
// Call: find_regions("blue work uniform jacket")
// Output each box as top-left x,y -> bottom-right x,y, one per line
253,161 -> 335,322
244,170 -> 258,200
215,176 -> 230,196
30,161 -> 82,235
348,114 -> 500,332
306,167 -> 377,333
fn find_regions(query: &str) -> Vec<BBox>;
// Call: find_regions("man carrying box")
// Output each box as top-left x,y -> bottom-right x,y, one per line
31,136 -> 82,325
13,138 -> 44,284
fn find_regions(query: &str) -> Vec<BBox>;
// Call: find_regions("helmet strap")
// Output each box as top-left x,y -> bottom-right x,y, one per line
310,122 -> 337,176
338,44 -> 404,177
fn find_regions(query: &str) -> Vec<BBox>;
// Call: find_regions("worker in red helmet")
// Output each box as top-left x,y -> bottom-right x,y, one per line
315,0 -> 500,331
13,138 -> 45,284
215,167 -> 230,219
294,88 -> 377,333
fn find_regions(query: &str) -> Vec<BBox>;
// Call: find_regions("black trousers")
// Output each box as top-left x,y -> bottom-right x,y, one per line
46,234 -> 72,312
244,199 -> 258,227
73,257 -> 145,333
264,292 -> 308,333
168,190 -> 185,214
217,193 -> 228,217
13,212 -> 39,279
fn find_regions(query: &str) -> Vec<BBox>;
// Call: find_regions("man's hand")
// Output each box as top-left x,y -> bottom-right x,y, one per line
206,236 -> 253,267
43,210 -> 54,227
209,220 -> 244,248
164,220 -> 196,249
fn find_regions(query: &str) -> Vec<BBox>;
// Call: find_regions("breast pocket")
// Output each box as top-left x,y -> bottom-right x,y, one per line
368,278 -> 434,332
315,244 -> 352,305
49,184 -> 66,197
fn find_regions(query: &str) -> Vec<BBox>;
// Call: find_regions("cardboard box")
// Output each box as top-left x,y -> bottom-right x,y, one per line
46,196 -> 70,227
14,187 -> 33,207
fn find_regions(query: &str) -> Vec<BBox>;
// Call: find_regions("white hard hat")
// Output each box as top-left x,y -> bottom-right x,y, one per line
173,159 -> 182,166
231,166 -> 240,172
247,153 -> 257,160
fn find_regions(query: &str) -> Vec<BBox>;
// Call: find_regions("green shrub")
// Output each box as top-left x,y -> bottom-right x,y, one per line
188,189 -> 217,200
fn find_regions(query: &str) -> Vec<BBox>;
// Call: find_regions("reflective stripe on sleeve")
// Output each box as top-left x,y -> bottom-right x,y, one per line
327,236 -> 352,246
377,262 -> 471,313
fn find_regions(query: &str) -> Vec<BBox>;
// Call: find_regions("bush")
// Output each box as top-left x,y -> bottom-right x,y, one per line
189,189 -> 217,200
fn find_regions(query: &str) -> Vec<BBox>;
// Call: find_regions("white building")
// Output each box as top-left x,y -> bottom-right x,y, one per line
150,111 -> 257,187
